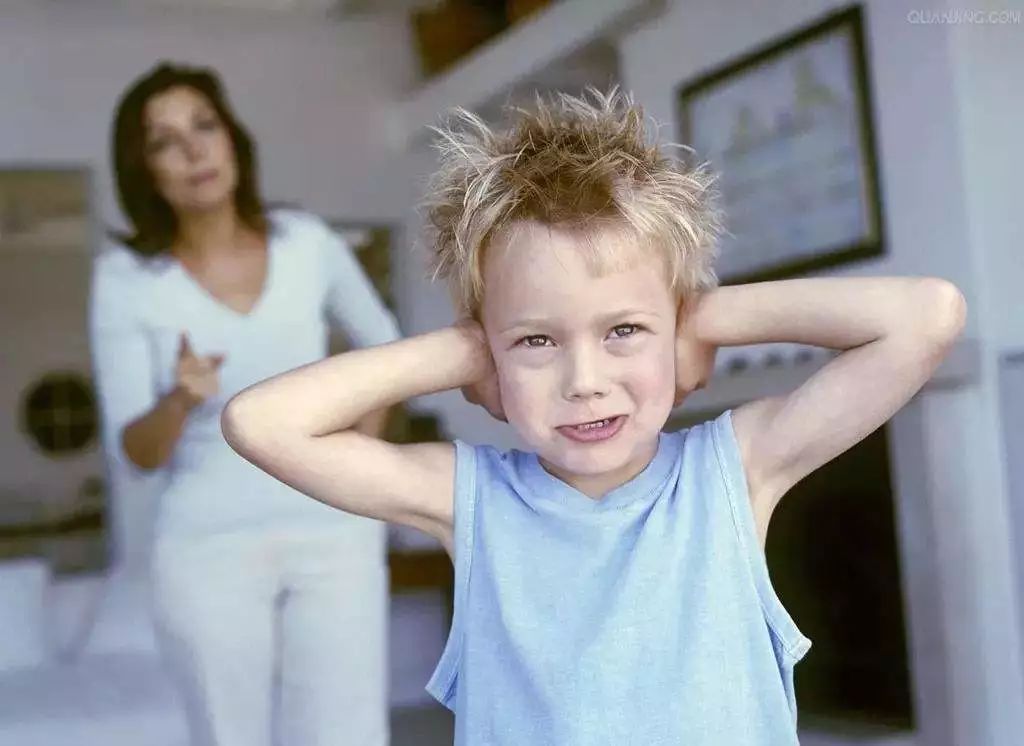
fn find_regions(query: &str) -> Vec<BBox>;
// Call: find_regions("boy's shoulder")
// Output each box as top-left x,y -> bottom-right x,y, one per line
452,438 -> 525,475
450,414 -> 734,506
667,410 -> 731,444
456,414 -> 726,470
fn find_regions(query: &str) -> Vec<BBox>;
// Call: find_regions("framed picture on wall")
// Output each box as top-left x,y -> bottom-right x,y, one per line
676,4 -> 884,285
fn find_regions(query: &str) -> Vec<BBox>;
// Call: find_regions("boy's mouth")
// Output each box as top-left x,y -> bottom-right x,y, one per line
556,415 -> 626,443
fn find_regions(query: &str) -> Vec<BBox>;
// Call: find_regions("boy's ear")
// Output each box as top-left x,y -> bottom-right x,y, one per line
677,288 -> 711,320
674,293 -> 694,330
470,302 -> 489,334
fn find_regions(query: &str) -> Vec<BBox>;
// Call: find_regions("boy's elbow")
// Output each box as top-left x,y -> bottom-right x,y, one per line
221,393 -> 261,455
905,278 -> 966,356
926,278 -> 967,342
222,391 -> 316,458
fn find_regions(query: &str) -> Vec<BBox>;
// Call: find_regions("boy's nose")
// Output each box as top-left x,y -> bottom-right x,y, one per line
562,347 -> 610,401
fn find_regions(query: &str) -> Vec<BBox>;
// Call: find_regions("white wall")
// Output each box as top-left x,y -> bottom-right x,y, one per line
6,0 -> 1019,727
0,1 -> 417,224
952,6 -> 1024,349
941,7 -> 1024,741
623,1 -> 1022,743
0,0 -> 418,564
0,0 -> 452,710
386,0 -> 1024,740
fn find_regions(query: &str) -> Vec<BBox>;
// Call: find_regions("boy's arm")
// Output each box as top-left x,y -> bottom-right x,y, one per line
686,277 -> 966,542
221,324 -> 491,548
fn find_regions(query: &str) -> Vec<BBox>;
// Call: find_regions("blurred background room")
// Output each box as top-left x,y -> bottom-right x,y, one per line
0,0 -> 1021,744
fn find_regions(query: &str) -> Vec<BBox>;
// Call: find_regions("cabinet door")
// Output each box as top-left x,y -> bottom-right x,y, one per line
0,168 -> 107,573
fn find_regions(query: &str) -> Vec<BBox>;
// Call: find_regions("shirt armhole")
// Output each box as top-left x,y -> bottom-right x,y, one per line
425,439 -> 478,711
710,410 -> 812,664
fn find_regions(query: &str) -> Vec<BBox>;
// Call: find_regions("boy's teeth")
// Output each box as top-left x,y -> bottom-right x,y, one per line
576,418 -> 611,431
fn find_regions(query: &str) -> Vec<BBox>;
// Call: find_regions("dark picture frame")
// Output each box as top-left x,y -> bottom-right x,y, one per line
676,5 -> 885,285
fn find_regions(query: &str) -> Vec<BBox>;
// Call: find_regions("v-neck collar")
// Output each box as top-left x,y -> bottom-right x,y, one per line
171,234 -> 276,320
519,430 -> 681,512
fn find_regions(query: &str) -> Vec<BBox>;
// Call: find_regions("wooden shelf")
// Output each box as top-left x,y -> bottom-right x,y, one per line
392,0 -> 660,146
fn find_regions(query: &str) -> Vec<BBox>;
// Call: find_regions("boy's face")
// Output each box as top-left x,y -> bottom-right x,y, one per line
481,220 -> 677,498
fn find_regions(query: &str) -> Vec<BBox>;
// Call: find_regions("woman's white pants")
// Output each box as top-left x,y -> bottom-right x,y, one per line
151,525 -> 388,746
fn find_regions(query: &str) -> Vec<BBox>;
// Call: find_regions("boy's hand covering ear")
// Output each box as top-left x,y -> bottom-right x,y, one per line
456,319 -> 507,422
674,295 -> 718,408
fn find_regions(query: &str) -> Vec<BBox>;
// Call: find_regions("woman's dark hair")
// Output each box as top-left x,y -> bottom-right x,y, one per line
111,62 -> 267,255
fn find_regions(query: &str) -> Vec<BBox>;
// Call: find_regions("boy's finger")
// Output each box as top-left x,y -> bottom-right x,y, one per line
207,354 -> 227,368
178,332 -> 193,359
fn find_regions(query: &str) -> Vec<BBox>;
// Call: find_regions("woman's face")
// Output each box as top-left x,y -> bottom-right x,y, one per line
142,85 -> 238,216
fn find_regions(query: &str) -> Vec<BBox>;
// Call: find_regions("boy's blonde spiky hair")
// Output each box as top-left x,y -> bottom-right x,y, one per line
422,87 -> 721,316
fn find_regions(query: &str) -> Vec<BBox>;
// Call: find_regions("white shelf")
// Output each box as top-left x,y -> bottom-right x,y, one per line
670,338 -> 981,423
392,0 -> 659,146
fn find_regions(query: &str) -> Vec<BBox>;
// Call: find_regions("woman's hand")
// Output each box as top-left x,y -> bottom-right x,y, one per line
455,319 -> 506,422
175,333 -> 226,409
674,295 -> 718,407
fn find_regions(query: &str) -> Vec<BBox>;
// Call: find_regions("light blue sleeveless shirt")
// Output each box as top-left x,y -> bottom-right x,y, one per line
427,410 -> 811,745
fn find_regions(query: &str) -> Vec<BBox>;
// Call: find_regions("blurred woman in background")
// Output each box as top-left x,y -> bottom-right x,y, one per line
90,62 -> 399,746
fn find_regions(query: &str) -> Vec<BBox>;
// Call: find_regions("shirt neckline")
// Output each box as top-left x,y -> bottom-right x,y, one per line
169,231 -> 278,321
519,430 -> 680,512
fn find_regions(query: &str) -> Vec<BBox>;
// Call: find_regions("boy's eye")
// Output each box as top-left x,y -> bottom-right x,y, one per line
516,325 -> 643,347
609,324 -> 640,339
519,335 -> 553,348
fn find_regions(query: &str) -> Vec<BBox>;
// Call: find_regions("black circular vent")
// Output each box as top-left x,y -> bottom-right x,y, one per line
22,372 -> 97,455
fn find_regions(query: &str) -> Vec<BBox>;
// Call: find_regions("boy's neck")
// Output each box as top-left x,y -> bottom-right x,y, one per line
539,435 -> 661,499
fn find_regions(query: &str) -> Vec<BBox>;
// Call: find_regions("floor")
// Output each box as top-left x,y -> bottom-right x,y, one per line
392,706 -> 454,745
390,708 -> 919,746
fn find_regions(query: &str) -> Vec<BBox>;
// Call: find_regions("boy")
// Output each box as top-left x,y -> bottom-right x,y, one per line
222,90 -> 965,744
